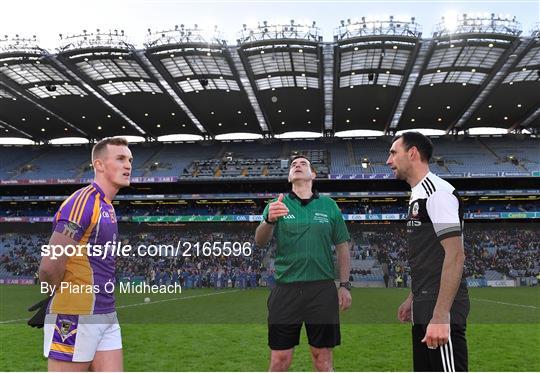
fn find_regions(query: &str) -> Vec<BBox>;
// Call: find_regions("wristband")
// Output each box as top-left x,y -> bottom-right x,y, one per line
264,216 -> 276,225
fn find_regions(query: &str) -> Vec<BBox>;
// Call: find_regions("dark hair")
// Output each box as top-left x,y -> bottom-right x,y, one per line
92,137 -> 129,162
289,155 -> 316,172
392,131 -> 433,162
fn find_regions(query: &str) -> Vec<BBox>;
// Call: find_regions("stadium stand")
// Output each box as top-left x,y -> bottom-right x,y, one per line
0,146 -> 50,180
2,200 -> 539,218
1,225 -> 538,286
363,226 -> 540,282
347,138 -> 395,174
13,146 -> 88,179
478,136 -> 540,172
0,227 -> 271,288
0,16 -> 538,293
0,136 -> 537,180
431,137 -> 525,173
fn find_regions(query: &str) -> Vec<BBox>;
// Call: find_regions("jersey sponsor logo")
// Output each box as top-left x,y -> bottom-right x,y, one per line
314,212 -> 329,223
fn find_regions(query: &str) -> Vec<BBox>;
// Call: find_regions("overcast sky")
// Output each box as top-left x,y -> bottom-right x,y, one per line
3,0 -> 539,50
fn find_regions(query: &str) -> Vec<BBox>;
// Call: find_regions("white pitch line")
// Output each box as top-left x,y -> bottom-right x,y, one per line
0,317 -> 27,324
471,297 -> 539,309
0,289 -> 241,324
116,289 -> 240,309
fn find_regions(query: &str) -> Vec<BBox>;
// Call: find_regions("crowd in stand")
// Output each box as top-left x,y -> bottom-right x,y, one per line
0,228 -> 275,288
340,205 -> 408,215
464,228 -> 540,278
1,225 -> 538,284
2,201 -> 539,218
114,228 -> 272,288
464,202 -> 540,214
350,226 -> 540,281
0,234 -> 44,277
0,206 -> 57,217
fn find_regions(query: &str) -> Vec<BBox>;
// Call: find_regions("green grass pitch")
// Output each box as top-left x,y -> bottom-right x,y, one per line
1,285 -> 539,371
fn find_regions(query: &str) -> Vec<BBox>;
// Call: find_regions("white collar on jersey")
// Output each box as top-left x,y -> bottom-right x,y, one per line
411,171 -> 436,196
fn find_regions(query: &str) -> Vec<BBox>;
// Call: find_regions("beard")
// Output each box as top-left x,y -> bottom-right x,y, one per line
393,169 -> 405,180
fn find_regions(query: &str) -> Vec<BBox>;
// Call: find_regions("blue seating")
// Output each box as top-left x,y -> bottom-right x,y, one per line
0,136 -> 537,179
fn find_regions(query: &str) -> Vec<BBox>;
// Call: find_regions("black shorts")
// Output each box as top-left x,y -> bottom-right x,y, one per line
267,280 -> 340,350
412,298 -> 469,372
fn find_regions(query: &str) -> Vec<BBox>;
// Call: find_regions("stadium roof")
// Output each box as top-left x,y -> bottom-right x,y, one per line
0,15 -> 539,142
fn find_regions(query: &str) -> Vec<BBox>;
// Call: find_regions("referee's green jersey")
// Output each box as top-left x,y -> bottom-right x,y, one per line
262,191 -> 350,284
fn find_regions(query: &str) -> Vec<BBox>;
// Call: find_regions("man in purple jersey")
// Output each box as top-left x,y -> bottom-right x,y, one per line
38,137 -> 132,371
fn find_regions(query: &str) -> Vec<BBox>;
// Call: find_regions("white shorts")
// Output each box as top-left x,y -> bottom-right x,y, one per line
43,312 -> 122,362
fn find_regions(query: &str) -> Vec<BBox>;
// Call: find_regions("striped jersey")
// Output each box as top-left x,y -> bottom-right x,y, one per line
48,182 -> 118,315
407,172 -> 468,301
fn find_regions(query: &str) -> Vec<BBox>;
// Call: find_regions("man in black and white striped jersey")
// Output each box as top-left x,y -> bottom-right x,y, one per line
386,131 -> 469,372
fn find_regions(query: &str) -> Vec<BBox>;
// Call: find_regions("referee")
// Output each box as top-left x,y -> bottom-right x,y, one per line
386,132 -> 469,372
255,155 -> 351,372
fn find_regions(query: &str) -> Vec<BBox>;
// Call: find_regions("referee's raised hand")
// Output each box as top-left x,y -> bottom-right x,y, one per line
267,193 -> 289,223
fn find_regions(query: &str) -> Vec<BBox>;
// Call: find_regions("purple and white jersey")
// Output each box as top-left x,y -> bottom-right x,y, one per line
49,182 -> 118,315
